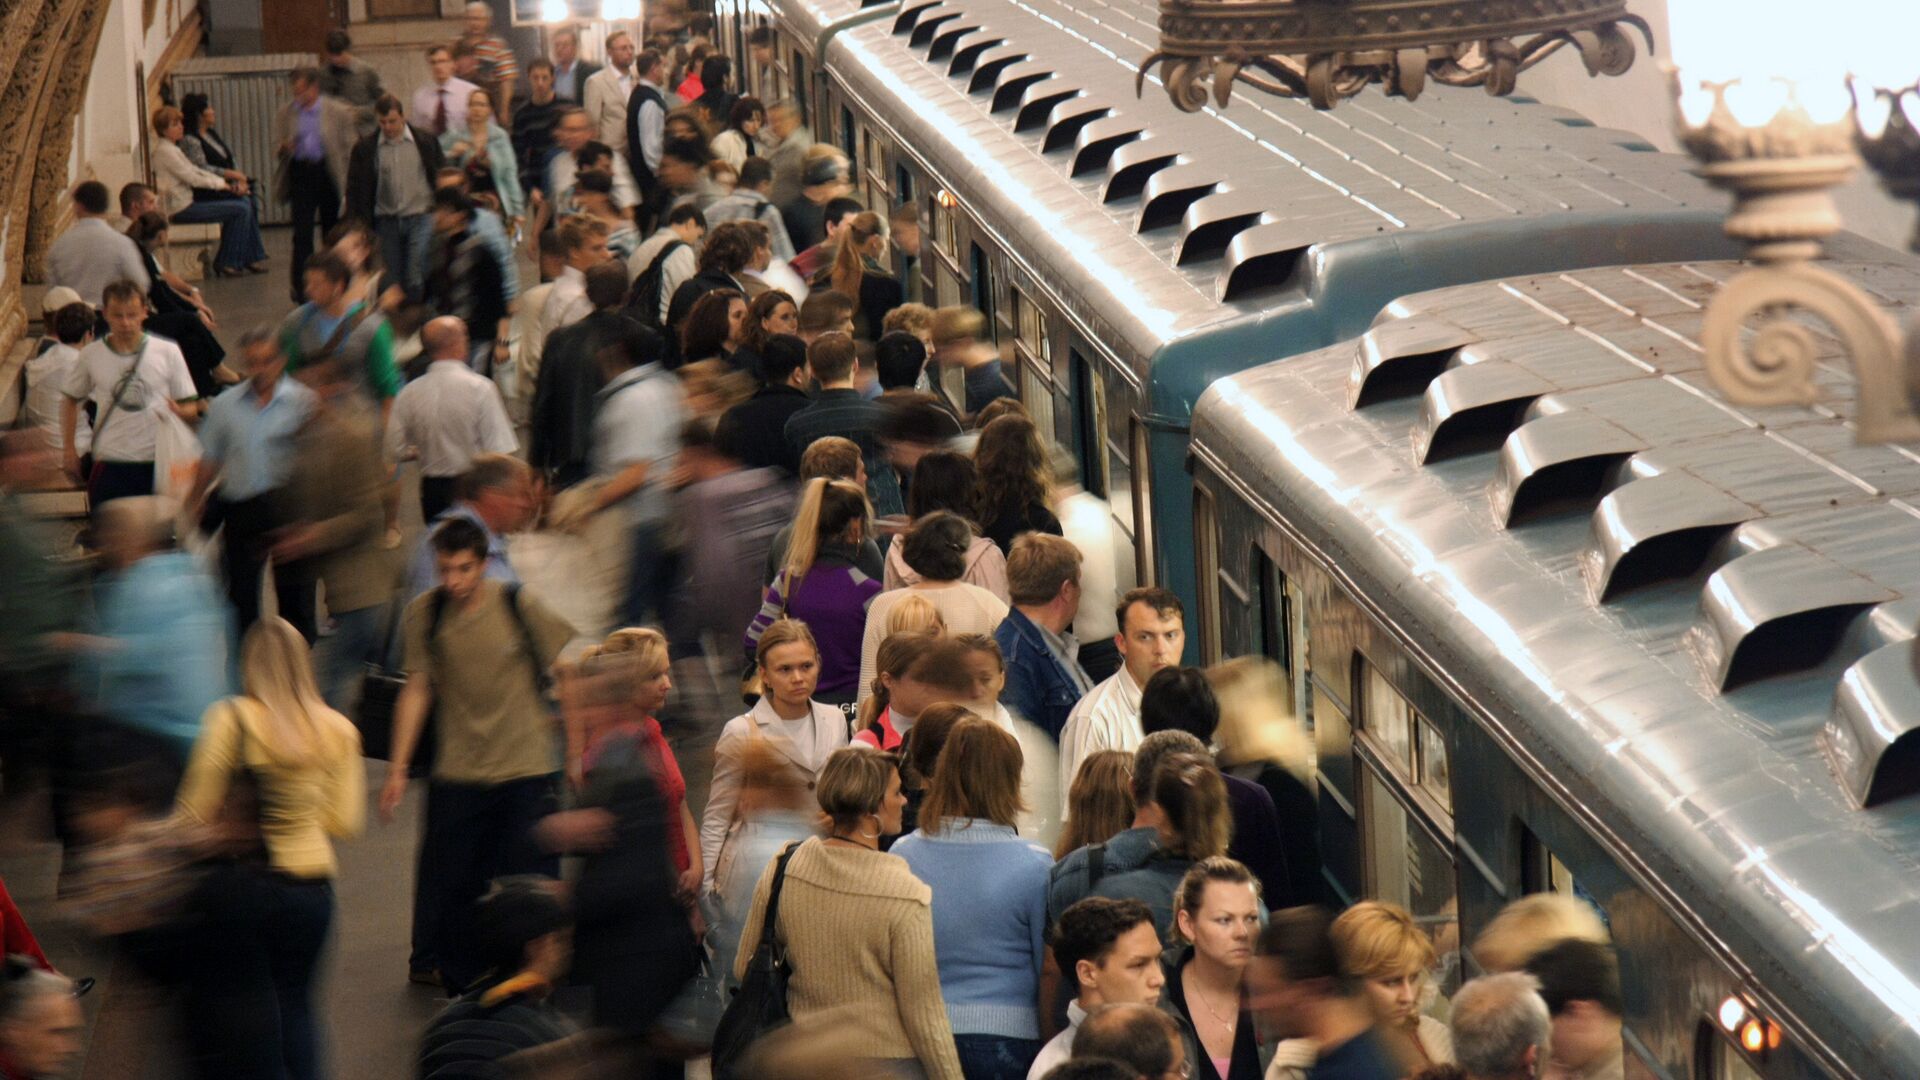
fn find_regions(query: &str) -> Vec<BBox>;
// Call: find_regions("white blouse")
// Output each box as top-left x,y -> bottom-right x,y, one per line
152,140 -> 230,216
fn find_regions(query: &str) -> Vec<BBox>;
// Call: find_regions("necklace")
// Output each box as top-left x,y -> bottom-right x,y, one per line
1194,983 -> 1239,1032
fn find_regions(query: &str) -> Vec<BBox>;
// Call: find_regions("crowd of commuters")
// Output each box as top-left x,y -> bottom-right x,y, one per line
1,9 -> 1639,1080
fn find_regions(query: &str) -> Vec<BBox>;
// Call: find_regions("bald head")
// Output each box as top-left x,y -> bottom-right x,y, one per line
422,317 -> 471,361
1072,1003 -> 1182,1079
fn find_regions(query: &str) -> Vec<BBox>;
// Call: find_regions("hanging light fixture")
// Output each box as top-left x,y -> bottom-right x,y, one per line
1139,0 -> 1652,111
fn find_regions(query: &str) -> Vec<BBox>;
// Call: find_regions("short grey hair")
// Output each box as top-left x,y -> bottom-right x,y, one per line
465,1 -> 492,16
1451,972 -> 1552,1079
238,325 -> 279,353
0,964 -> 74,1026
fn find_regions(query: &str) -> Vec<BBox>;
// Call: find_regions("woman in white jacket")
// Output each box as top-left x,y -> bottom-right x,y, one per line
151,106 -> 267,276
700,618 -> 849,893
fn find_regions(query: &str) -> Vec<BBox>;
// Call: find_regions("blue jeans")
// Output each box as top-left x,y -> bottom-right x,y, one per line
315,603 -> 387,710
623,520 -> 681,630
262,876 -> 334,1080
375,213 -> 433,298
171,195 -> 267,271
952,1034 -> 1043,1080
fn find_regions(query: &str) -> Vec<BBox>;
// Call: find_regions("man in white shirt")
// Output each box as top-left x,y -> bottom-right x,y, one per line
411,44 -> 481,137
541,215 -> 612,334
1057,587 -> 1187,809
1028,898 -> 1167,1080
581,30 -> 637,153
61,281 -> 201,509
45,183 -> 150,307
625,204 -> 705,325
580,325 -> 684,629
385,316 -> 518,523
26,302 -> 94,460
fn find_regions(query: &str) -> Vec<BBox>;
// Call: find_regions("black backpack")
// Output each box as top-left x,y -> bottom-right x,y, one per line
625,239 -> 686,331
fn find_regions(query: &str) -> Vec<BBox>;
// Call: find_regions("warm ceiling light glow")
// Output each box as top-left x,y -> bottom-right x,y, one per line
1741,1018 -> 1767,1054
935,189 -> 958,209
603,0 -> 640,20
539,0 -> 568,22
1767,1022 -> 1783,1050
1718,996 -> 1747,1032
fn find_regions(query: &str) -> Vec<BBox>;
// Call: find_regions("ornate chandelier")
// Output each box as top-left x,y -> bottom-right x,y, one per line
1138,0 -> 1653,111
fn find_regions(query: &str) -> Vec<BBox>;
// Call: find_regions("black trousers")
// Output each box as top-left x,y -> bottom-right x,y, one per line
287,158 -> 340,296
420,476 -> 460,524
215,493 -> 316,640
87,459 -> 154,512
411,774 -> 560,989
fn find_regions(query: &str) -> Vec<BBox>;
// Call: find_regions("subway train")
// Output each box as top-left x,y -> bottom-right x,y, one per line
708,0 -> 1801,622
1188,258 -> 1920,1080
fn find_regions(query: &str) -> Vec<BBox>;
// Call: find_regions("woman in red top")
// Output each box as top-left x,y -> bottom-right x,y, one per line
594,628 -> 701,898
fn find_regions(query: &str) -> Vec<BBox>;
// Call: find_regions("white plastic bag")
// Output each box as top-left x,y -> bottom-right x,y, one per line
152,406 -> 218,565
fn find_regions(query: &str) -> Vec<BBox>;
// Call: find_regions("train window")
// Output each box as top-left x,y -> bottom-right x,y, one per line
1012,290 -> 1056,439
839,106 -> 858,167
1360,768 -> 1460,994
896,164 -> 915,203
1287,577 -> 1314,729
1699,1025 -> 1766,1080
1131,418 -> 1154,586
1364,667 -> 1415,771
791,53 -> 810,124
1108,413 -> 1135,550
1521,832 -> 1580,898
1014,288 -> 1051,365
1417,717 -> 1451,812
1022,363 -> 1057,444
1072,351 -> 1110,498
970,243 -> 997,341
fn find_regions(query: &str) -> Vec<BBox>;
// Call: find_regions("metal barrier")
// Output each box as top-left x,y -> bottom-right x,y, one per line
170,54 -> 313,225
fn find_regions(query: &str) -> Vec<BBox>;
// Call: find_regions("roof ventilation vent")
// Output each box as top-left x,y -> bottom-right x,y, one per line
991,66 -> 1053,113
1071,118 -> 1144,177
1583,472 -> 1754,601
949,35 -> 1007,77
1138,166 -> 1222,232
1416,363 -> 1555,463
1347,318 -> 1477,408
1016,88 -> 1080,132
928,24 -> 982,63
1689,545 -> 1894,692
1826,642 -> 1920,807
893,0 -> 944,34
1043,100 -> 1113,154
1105,144 -> 1179,203
1491,412 -> 1649,526
910,11 -> 962,47
969,49 -> 1030,94
1219,224 -> 1312,302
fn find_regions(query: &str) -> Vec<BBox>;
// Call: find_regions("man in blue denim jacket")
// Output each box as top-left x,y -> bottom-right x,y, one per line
994,533 -> 1094,741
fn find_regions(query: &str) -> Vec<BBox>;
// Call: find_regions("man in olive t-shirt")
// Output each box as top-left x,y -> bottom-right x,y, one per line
381,517 -> 575,989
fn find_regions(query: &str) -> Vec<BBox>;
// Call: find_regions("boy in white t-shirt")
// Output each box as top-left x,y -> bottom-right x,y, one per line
60,281 -> 201,509
25,301 -> 96,460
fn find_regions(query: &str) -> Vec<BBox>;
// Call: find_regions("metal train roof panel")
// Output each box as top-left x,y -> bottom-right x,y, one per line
781,0 -> 899,58
1189,257 -> 1920,1077
823,0 -> 1773,415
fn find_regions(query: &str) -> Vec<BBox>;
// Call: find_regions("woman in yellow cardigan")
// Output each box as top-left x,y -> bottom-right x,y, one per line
733,745 -> 964,1080
173,616 -> 364,1080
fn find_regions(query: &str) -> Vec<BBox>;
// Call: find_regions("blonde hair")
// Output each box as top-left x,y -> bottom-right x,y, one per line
152,106 -> 183,136
1172,856 -> 1259,943
883,303 -> 934,340
856,631 -> 939,737
755,618 -> 820,668
679,358 -> 754,416
736,738 -> 811,813
1332,900 -> 1438,982
600,626 -> 671,681
884,593 -> 946,638
1055,749 -> 1136,859
919,717 -> 1025,829
816,745 -> 899,832
931,305 -> 985,346
784,478 -> 870,582
239,617 -> 359,766
1472,893 -> 1611,973
1208,656 -> 1314,785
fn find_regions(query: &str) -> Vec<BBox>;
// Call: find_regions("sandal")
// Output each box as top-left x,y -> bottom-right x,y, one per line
211,265 -> 247,278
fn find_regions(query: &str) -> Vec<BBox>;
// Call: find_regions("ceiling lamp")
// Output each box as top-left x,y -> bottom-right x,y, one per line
1139,0 -> 1652,111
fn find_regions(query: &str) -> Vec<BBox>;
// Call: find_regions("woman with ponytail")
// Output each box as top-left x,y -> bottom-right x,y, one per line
812,210 -> 902,341
743,478 -> 883,706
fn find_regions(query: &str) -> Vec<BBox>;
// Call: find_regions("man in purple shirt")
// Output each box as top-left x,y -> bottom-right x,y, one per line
274,67 -> 357,301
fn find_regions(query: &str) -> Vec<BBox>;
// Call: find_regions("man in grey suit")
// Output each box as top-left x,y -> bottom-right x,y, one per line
276,67 -> 360,301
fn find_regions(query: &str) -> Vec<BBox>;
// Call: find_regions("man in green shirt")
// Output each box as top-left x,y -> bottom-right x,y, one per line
278,250 -> 402,416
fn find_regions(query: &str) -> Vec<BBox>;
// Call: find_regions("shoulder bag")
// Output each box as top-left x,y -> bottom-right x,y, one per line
709,840 -> 801,1080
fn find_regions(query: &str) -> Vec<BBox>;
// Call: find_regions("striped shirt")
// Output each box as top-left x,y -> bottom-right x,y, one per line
384,359 -> 518,477
464,34 -> 520,83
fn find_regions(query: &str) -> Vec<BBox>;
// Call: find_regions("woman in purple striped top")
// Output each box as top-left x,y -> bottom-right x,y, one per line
744,478 -> 883,707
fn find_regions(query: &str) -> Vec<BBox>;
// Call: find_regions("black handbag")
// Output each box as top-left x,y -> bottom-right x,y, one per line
710,841 -> 801,1079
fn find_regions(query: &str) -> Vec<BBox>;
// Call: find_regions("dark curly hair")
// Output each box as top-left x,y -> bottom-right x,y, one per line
972,413 -> 1051,529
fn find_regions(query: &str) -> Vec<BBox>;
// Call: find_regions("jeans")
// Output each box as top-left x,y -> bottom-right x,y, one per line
315,603 -> 388,710
261,876 -> 335,1080
375,213 -> 434,299
622,520 -> 681,630
412,774 -> 560,988
171,196 -> 268,271
87,459 -> 154,511
952,1034 -> 1043,1080
287,158 -> 340,294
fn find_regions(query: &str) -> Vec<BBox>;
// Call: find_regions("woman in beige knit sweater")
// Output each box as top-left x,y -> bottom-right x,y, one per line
733,746 -> 964,1080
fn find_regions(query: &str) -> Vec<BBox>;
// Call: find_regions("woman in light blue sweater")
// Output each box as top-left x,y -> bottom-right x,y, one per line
892,716 -> 1053,1079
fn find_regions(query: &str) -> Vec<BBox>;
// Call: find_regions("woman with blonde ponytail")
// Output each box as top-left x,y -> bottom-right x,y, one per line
172,616 -> 363,1076
744,477 -> 883,706
812,210 -> 902,341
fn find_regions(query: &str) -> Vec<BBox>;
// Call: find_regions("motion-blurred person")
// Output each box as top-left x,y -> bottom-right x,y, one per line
319,31 -> 385,136
530,262 -> 638,490
893,718 -> 1053,1079
592,628 -> 701,885
784,327 -> 902,511
1331,902 -> 1454,1071
1210,656 -> 1323,906
1056,751 -> 1136,860
715,331 -> 809,473
190,329 -> 318,637
1048,733 -> 1209,927
710,96 -> 763,171
538,647 -> 698,1057
1030,899 -> 1165,1080
1138,668 -> 1293,908
796,288 -> 856,344
573,171 -> 637,260
423,189 -> 512,373
762,437 -> 884,582
1058,588 -> 1186,804
0,961 -> 82,1080
547,26 -> 598,103
623,49 -> 669,211
346,96 -> 447,299
417,879 -> 582,1079
1446,974 -> 1552,1080
274,357 -> 390,710
1162,859 -> 1265,1080
0,432 -> 82,843
763,100 -> 813,208
277,250 -> 403,411
1089,753 -> 1232,942
1472,895 -> 1609,975
1523,939 -> 1621,1080
385,316 -> 518,522
60,280 -> 201,507
1049,446 -> 1131,684
692,56 -> 737,131
744,480 -> 882,708
781,156 -> 853,256
665,219 -> 758,332
974,414 -> 1062,553
512,231 -> 571,414
513,59 -> 565,188
877,400 -> 966,526
885,303 -> 935,354
1247,907 -> 1400,1080
172,617 -> 364,1080
787,195 -> 862,283
275,67 -> 358,298
72,497 -> 233,765
947,632 -> 1060,845
458,2 -> 518,121
677,358 -> 754,421
853,633 -> 956,752
702,619 -> 849,892
674,419 -> 793,671
1071,1003 -> 1187,1080
733,747 -> 964,1079
934,307 -> 1013,416
381,519 -> 576,991
860,513 -> 1010,698
627,204 -> 706,330
403,453 -> 532,599
415,45 -> 481,136
707,739 -> 817,993
545,217 -> 612,332
995,533 -> 1091,739
441,86 -> 525,231
892,702 -> 974,843
705,157 -> 794,262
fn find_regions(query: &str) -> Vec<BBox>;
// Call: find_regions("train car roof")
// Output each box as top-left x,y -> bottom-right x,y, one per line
1190,258 -> 1920,1076
777,0 -> 897,60
822,0 -> 1797,419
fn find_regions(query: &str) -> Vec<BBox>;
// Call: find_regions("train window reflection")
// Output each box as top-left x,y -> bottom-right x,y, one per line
1287,577 -> 1313,729
1022,363 -> 1056,445
1417,717 -> 1451,813
1365,667 -> 1415,771
1361,769 -> 1460,996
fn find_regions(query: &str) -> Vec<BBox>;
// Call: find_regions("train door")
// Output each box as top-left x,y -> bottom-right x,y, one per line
1069,343 -> 1139,593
